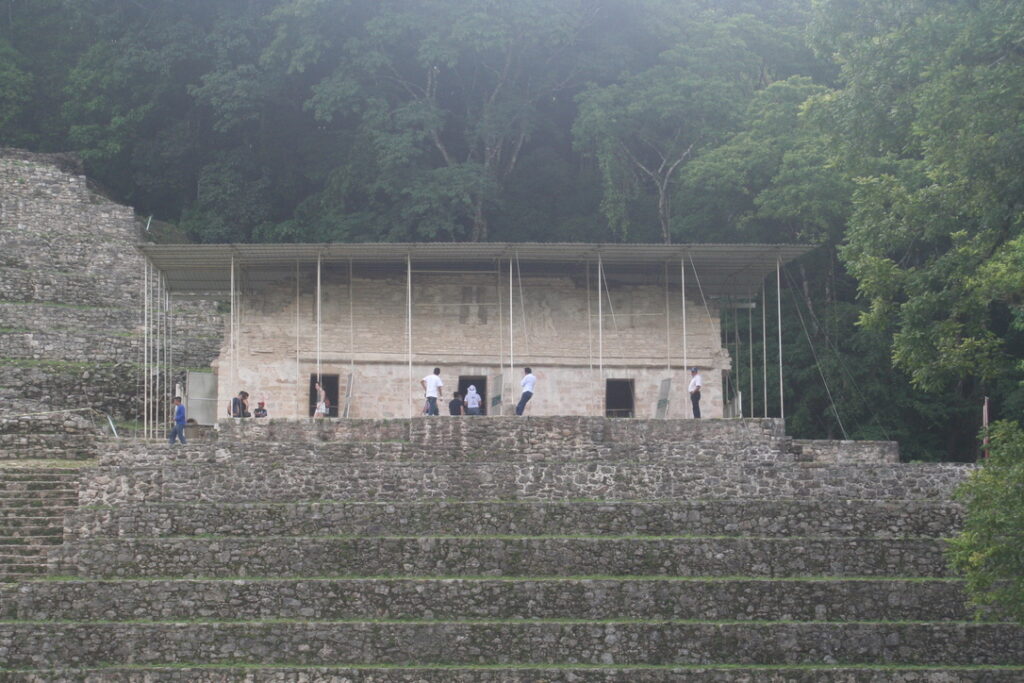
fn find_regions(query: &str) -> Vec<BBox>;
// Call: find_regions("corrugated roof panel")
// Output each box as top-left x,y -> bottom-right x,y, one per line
138,242 -> 815,298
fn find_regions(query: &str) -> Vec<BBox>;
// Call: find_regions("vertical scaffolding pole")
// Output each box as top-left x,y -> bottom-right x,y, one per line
586,262 -> 593,370
664,263 -> 671,371
748,303 -> 754,418
165,280 -> 172,425
349,258 -> 355,368
733,302 -> 740,416
509,256 -> 515,380
681,257 -> 688,417
295,260 -> 300,419
496,262 -> 504,406
406,254 -> 413,419
230,255 -> 236,411
143,259 -> 149,438
597,254 -> 603,375
777,258 -> 784,420
316,252 -> 322,385
155,274 -> 162,438
762,281 -> 768,418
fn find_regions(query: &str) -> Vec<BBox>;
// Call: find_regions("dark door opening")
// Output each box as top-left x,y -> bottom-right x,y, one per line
309,374 -> 339,417
458,376 -> 487,415
605,379 -> 635,418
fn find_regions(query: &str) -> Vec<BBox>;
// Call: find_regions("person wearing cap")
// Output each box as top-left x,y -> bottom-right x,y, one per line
688,367 -> 702,419
253,401 -> 268,418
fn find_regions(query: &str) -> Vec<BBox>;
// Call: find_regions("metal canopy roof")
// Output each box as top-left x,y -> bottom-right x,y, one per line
137,242 -> 815,299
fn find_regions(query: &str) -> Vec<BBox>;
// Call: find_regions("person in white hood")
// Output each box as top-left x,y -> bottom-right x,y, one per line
464,385 -> 483,415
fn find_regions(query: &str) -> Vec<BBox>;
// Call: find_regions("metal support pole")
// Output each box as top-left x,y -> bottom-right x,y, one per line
681,257 -> 688,416
316,252 -> 322,385
230,255 -> 236,411
777,258 -> 784,420
143,259 -> 149,438
586,262 -> 593,370
733,302 -> 740,416
748,303 -> 754,418
155,274 -> 161,438
406,254 -> 413,419
349,258 -> 355,368
664,263 -> 671,371
762,281 -> 768,418
295,260 -> 300,418
509,257 -> 515,380
597,254 -> 603,375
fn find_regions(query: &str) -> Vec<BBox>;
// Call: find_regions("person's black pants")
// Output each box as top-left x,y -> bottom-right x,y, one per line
515,391 -> 533,416
690,392 -> 701,419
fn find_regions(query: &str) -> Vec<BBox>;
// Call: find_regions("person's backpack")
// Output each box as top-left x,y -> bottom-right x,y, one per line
230,396 -> 242,417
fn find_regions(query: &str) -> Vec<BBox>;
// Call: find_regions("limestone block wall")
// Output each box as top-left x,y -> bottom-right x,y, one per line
0,149 -> 223,422
219,268 -> 731,419
794,439 -> 900,464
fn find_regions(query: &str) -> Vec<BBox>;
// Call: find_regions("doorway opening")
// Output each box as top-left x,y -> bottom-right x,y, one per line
605,379 -> 635,418
309,374 -> 339,417
458,376 -> 488,415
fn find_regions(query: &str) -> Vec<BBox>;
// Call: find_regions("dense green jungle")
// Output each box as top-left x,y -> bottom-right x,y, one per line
2,0 -> 1022,461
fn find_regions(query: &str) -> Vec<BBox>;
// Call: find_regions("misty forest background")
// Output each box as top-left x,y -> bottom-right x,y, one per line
1,0 -> 1022,461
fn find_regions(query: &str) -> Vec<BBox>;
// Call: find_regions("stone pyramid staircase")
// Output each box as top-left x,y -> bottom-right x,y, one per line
1,417 -> 1022,681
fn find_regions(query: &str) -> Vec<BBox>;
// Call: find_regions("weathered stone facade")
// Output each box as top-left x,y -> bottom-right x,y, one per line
217,263 -> 730,419
0,149 -> 223,426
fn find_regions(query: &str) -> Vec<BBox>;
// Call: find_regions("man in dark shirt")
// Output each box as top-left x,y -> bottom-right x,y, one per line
448,392 -> 465,416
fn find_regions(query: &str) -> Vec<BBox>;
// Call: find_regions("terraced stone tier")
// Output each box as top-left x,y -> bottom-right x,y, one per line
49,536 -> 951,579
65,499 -> 964,541
0,578 -> 974,622
79,461 -> 970,505
0,468 -> 79,581
5,666 -> 1024,683
3,621 -> 1024,668
98,439 -> 802,465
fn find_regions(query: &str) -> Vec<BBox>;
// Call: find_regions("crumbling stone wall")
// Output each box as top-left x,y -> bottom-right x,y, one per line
0,149 -> 223,429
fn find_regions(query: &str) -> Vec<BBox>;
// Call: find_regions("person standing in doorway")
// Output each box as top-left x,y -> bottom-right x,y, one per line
420,368 -> 443,416
168,396 -> 187,445
464,385 -> 482,415
313,382 -> 327,418
688,367 -> 702,419
516,367 -> 536,416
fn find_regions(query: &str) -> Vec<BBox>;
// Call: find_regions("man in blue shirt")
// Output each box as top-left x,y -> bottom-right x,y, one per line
169,396 -> 187,445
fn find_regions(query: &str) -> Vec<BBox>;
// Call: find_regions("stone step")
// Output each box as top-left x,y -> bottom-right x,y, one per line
0,482 -> 77,493
65,500 -> 963,541
0,492 -> 78,504
0,578 -> 973,622
0,471 -> 80,481
79,461 -> 970,505
2,666 -> 1023,683
2,621 -> 1023,668
98,439 -> 800,466
0,536 -> 62,547
49,536 -> 951,579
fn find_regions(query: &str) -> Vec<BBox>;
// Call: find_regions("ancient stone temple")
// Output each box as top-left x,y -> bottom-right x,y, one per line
140,242 -> 810,421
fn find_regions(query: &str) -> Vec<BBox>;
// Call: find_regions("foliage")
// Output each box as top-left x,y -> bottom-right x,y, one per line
809,0 -> 1024,399
949,421 -> 1024,622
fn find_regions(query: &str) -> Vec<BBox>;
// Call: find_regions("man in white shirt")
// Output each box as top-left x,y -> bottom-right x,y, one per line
464,385 -> 483,415
688,367 -> 702,419
420,367 -> 443,416
516,367 -> 536,416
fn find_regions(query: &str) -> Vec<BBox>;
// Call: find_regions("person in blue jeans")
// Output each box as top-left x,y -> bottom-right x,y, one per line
168,396 -> 187,445
515,367 -> 536,416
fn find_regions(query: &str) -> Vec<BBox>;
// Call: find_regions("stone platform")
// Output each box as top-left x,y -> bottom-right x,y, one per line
0,417 -> 1021,681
